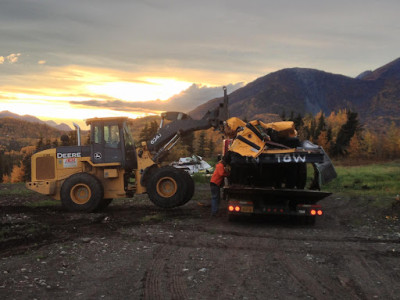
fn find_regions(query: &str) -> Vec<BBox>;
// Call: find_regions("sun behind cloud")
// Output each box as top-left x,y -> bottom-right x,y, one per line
86,77 -> 192,102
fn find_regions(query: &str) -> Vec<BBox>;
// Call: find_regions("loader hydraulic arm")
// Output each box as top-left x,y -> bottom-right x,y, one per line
147,87 -> 229,163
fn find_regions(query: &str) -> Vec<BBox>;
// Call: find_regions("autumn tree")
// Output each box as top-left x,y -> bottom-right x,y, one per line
384,122 -> 400,159
10,164 -> 24,183
347,133 -> 363,159
316,131 -> 331,153
2,174 -> 10,183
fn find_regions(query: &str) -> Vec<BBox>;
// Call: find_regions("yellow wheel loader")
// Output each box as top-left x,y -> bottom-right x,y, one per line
26,88 -> 229,212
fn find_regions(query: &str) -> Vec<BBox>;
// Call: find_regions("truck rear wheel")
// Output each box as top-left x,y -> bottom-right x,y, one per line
61,173 -> 104,212
146,166 -> 186,208
296,163 -> 307,189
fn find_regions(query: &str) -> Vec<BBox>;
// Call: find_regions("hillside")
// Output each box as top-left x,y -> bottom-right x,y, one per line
189,58 -> 400,127
0,111 -> 72,131
0,117 -> 65,150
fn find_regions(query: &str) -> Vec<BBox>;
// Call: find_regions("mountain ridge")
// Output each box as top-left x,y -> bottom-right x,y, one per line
189,57 -> 400,127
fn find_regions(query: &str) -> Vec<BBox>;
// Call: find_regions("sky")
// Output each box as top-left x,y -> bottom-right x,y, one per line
1,0 -> 399,128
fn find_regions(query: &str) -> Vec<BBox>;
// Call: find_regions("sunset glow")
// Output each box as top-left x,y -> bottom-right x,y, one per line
0,65 -> 198,128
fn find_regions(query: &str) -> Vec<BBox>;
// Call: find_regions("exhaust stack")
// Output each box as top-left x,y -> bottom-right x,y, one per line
73,123 -> 81,146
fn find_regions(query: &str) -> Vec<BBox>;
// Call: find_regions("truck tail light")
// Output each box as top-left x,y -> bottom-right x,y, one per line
317,210 -> 323,216
310,209 -> 317,216
228,205 -> 241,212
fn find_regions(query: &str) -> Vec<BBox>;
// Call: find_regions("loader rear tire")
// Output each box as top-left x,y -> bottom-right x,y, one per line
61,173 -> 104,212
146,166 -> 186,208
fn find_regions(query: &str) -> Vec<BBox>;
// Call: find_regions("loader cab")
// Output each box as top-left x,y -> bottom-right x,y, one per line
86,117 -> 137,171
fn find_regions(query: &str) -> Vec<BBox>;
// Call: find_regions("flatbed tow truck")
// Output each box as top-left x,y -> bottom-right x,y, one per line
221,118 -> 337,223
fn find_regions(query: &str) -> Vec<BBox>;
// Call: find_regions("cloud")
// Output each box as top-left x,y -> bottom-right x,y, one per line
6,53 -> 21,64
71,99 -> 163,114
166,83 -> 244,112
0,56 -> 4,64
38,60 -> 46,65
69,83 -> 244,114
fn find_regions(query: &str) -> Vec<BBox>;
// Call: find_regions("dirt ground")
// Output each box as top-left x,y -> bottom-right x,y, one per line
1,183 -> 400,300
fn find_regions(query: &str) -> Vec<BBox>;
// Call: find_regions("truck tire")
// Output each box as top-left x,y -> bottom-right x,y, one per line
177,169 -> 195,206
60,173 -> 104,212
146,166 -> 186,208
296,163 -> 307,189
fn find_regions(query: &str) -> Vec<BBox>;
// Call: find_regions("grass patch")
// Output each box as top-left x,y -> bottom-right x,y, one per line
323,161 -> 400,208
192,173 -> 211,184
0,222 -> 50,242
139,213 -> 166,223
0,183 -> 34,196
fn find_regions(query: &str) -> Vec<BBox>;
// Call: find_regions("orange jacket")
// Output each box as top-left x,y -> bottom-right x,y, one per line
210,162 -> 229,186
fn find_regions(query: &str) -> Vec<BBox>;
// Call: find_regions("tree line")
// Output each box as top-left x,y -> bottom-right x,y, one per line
284,109 -> 400,160
1,110 -> 400,183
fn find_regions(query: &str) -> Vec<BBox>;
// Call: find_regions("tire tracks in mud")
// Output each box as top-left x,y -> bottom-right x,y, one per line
143,245 -> 189,300
340,252 -> 399,299
119,224 -> 400,257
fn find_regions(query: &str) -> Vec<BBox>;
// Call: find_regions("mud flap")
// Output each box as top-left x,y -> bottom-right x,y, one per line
314,149 -> 337,186
301,140 -> 337,188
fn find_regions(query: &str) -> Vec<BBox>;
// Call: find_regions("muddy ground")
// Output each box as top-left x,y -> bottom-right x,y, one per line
1,183 -> 400,300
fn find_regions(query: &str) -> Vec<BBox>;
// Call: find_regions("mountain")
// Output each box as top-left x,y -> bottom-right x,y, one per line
189,58 -> 400,127
0,111 -> 72,131
0,117 -> 66,151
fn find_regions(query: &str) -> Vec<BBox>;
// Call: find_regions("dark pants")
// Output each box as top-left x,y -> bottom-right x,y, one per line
210,183 -> 220,215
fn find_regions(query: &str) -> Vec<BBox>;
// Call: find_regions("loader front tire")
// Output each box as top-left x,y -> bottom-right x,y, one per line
146,167 -> 186,208
177,169 -> 195,206
61,173 -> 104,212
96,198 -> 113,211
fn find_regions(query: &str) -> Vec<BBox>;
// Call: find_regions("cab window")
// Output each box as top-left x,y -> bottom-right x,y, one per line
104,124 -> 120,148
93,125 -> 102,144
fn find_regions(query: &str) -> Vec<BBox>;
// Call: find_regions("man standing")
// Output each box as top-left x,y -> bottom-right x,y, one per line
210,156 -> 230,216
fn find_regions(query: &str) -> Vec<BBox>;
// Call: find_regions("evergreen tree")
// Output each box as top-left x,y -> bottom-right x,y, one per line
68,131 -> 77,146
310,118 -> 317,141
208,138 -> 215,158
332,110 -> 360,156
139,121 -> 159,143
280,110 -> 286,121
149,121 -> 159,138
22,152 -> 32,182
0,152 -> 3,182
197,131 -> 206,157
181,132 -> 195,154
36,137 -> 44,152
52,138 -> 59,148
289,111 -> 294,122
315,113 -> 326,139
293,113 -> 304,129
139,123 -> 149,142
